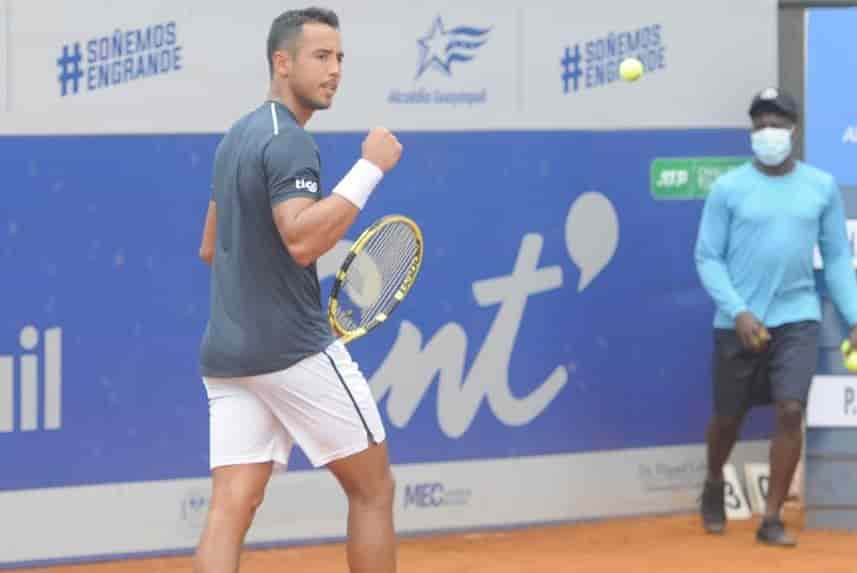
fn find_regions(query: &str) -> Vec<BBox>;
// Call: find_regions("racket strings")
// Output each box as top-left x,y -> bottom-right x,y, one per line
336,222 -> 420,331
372,224 -> 419,303
364,225 -> 416,307
360,233 -> 416,321
340,225 -> 410,326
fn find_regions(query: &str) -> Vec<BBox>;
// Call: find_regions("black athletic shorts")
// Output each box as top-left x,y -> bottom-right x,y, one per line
711,320 -> 820,417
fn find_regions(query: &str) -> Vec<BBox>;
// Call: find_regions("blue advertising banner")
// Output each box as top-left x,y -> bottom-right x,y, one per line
0,129 -> 770,492
806,8 -> 857,187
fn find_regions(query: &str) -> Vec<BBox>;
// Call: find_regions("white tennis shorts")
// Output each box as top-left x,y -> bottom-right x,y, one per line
202,340 -> 385,469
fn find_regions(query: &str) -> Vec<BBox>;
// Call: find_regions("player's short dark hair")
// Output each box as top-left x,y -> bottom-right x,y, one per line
267,7 -> 339,76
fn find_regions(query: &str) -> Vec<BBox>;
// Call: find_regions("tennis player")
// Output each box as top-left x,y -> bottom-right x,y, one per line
194,8 -> 402,572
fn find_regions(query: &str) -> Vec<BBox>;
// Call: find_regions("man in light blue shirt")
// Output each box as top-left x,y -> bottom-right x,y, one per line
695,87 -> 857,546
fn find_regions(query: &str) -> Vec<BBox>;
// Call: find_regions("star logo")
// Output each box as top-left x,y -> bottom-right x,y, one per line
415,16 -> 491,79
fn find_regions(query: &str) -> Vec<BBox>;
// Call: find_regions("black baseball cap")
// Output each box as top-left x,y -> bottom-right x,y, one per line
749,87 -> 799,121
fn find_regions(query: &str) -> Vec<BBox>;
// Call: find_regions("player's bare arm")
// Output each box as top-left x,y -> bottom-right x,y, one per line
272,126 -> 402,267
199,200 -> 217,265
273,194 -> 359,267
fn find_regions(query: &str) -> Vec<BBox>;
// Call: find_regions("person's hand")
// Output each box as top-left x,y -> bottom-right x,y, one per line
847,324 -> 857,353
735,311 -> 770,352
362,127 -> 403,173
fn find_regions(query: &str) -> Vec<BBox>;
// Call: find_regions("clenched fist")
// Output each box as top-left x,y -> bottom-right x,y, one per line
362,127 -> 403,173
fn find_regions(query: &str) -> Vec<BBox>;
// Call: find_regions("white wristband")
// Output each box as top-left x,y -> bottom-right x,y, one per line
332,159 -> 384,210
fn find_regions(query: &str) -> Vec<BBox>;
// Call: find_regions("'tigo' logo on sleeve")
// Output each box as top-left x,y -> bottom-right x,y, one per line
295,178 -> 318,193
0,326 -> 63,433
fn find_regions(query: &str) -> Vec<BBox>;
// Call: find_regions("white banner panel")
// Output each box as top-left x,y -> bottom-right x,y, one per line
0,441 -> 767,566
309,3 -> 520,134
813,219 -> 857,269
1,0 -> 272,135
808,375 -> 857,427
524,0 -> 778,130
0,0 -> 7,113
0,0 -> 777,135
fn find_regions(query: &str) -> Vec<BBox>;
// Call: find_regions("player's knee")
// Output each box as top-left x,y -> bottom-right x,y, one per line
373,470 -> 396,508
776,400 -> 803,433
212,479 -> 267,520
712,415 -> 742,435
348,469 -> 395,508
379,470 -> 396,504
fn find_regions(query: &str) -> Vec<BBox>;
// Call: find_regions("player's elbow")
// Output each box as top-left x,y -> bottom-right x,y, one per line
291,251 -> 315,268
199,246 -> 215,265
823,254 -> 851,279
693,250 -> 709,272
284,237 -> 316,268
694,243 -> 721,267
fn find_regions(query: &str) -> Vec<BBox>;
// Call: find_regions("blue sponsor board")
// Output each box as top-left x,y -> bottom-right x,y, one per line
0,128 -> 772,491
806,8 -> 857,186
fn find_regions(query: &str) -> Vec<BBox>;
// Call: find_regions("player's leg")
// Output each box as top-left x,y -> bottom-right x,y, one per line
194,462 -> 274,573
765,399 -> 803,517
702,414 -> 745,534
759,320 -> 819,547
327,443 -> 396,573
251,340 -> 394,572
706,330 -> 759,482
194,378 -> 292,572
701,329 -> 756,533
705,414 -> 745,482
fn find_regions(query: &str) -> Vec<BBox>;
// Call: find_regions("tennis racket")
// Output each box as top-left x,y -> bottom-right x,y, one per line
328,214 -> 424,344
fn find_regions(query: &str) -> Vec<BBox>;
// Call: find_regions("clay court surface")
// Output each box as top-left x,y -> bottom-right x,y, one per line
12,508 -> 856,573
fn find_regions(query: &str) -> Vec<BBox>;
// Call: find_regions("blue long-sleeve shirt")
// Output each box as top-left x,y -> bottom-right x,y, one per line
695,161 -> 857,329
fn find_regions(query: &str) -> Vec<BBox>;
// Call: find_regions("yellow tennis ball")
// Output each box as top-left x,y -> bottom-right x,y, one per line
751,328 -> 771,351
842,340 -> 852,355
846,351 -> 857,373
619,58 -> 643,82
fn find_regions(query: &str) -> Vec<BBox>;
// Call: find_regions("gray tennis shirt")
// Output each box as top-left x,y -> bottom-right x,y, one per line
200,101 -> 335,377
